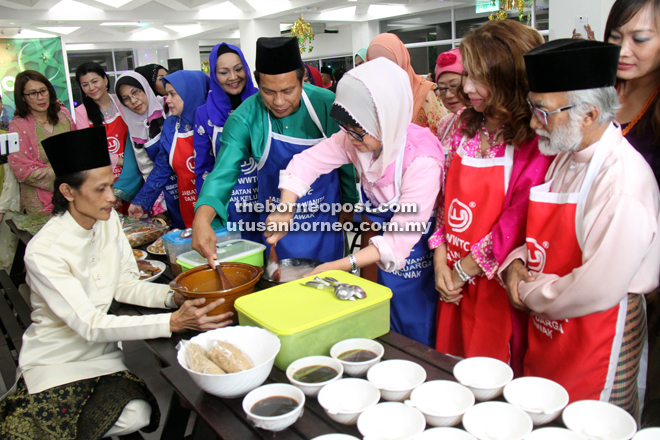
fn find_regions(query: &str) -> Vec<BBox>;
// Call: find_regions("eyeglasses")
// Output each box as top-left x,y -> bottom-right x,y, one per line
527,98 -> 577,125
437,85 -> 458,96
23,89 -> 48,100
338,123 -> 366,142
120,88 -> 144,105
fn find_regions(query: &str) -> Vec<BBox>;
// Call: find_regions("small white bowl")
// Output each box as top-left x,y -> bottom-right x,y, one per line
406,380 -> 475,427
415,427 -> 478,440
177,326 -> 281,398
311,435 -> 359,440
503,376 -> 569,425
366,359 -> 427,402
242,383 -> 305,432
357,402 -> 426,440
453,357 -> 513,401
563,400 -> 637,440
525,427 -> 589,439
317,378 -> 381,425
634,428 -> 660,439
462,402 -> 533,440
286,356 -> 344,397
330,338 -> 384,377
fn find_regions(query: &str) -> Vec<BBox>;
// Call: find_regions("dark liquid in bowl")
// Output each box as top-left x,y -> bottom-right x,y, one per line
292,365 -> 338,383
338,349 -> 378,363
251,396 -> 299,417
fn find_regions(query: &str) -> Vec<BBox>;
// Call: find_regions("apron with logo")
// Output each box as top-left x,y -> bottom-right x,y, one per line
524,137 -> 629,403
258,91 -> 343,262
436,140 -> 515,362
168,122 -> 195,228
363,145 -> 439,347
211,125 -> 261,242
97,112 -> 129,182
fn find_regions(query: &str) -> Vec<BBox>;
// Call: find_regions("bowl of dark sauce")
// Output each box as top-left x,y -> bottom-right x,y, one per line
330,338 -> 385,377
242,383 -> 305,431
286,355 -> 344,396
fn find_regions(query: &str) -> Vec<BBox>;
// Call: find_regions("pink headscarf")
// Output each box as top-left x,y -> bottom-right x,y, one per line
367,33 -> 434,121
435,48 -> 463,83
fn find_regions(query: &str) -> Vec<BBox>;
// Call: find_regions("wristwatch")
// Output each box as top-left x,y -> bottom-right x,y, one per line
348,254 -> 359,275
164,290 -> 177,309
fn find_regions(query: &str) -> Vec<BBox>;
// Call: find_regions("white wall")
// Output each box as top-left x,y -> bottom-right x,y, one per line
548,0 -> 616,41
301,24 -> 354,61
168,38 -> 201,71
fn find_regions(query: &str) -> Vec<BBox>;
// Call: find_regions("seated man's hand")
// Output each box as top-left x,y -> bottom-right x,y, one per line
169,297 -> 233,332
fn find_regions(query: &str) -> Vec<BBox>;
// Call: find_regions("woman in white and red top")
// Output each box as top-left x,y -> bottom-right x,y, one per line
75,62 -> 140,214
428,20 -> 552,371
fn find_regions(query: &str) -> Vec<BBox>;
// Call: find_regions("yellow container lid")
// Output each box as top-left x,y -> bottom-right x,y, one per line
235,270 -> 392,335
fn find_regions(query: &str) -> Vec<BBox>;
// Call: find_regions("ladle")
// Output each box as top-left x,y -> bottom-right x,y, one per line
213,260 -> 234,290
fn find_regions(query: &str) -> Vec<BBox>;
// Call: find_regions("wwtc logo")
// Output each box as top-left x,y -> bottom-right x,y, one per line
241,157 -> 257,174
447,199 -> 472,233
526,237 -> 546,273
107,136 -> 120,154
186,156 -> 195,173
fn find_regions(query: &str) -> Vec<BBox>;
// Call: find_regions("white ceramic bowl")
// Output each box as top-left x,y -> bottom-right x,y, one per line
242,383 -> 305,432
525,427 -> 588,439
286,355 -> 344,397
311,435 -> 359,440
177,326 -> 281,398
453,357 -> 513,401
406,380 -> 475,427
317,378 -> 381,425
330,338 -> 384,377
633,428 -> 660,439
462,402 -> 533,440
357,402 -> 426,440
503,376 -> 569,425
415,427 -> 478,440
563,400 -> 637,440
366,359 -> 427,402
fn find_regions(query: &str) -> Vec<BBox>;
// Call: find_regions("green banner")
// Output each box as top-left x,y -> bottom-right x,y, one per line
0,37 -> 71,130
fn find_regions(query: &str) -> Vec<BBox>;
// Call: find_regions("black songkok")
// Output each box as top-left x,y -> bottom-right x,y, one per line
524,39 -> 621,93
255,37 -> 304,75
42,126 -> 111,177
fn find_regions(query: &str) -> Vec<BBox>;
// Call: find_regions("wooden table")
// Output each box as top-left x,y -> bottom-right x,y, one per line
113,302 -> 461,440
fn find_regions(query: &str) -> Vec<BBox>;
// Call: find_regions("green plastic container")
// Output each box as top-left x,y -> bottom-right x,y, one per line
176,239 -> 265,271
235,270 -> 392,370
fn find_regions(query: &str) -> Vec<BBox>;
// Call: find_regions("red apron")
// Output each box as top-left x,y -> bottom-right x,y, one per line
436,140 -> 515,362
169,127 -> 197,228
524,142 -> 627,403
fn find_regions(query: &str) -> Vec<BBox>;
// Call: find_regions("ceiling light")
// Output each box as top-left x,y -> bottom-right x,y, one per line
100,22 -> 142,26
93,0 -> 133,7
49,0 -> 102,14
37,26 -> 80,35
131,28 -> 170,41
163,24 -> 202,34
198,2 -> 242,17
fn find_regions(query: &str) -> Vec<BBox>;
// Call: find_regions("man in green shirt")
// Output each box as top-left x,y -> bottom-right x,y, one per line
193,36 -> 358,266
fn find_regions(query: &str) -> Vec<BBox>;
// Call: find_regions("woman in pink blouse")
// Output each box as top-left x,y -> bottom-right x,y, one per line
428,20 -> 552,369
8,70 -> 75,217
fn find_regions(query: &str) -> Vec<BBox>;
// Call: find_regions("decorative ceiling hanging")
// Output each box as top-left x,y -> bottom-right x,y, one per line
488,0 -> 529,21
290,17 -> 314,54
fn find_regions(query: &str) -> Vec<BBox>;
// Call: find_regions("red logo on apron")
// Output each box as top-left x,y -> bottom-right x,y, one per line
447,198 -> 473,233
186,155 -> 195,174
107,136 -> 120,154
526,237 -> 547,273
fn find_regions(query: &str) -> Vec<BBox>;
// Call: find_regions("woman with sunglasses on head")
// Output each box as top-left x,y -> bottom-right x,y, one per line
7,70 -> 76,217
605,0 -> 660,186
428,20 -> 553,370
265,58 -> 445,347
435,48 -> 468,156
74,62 -> 141,214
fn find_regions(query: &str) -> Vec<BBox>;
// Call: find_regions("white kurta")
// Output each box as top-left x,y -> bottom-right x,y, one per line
502,124 -> 660,320
20,210 -> 172,394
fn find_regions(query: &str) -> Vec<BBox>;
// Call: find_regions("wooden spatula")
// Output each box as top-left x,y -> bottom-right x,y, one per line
214,260 -> 234,290
266,197 -> 281,282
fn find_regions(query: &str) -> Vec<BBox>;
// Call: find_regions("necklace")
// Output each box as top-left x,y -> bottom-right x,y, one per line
480,121 -> 505,148
33,116 -> 49,126
621,83 -> 660,136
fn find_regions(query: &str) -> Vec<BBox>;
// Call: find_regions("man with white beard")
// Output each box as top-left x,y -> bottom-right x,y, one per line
500,39 -> 660,421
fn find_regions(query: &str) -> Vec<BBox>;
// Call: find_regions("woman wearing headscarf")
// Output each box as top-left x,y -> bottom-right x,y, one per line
135,64 -> 168,96
435,48 -> 468,156
74,62 -> 141,212
265,58 -> 444,346
129,71 -> 209,229
367,33 -> 448,137
194,43 -> 260,241
355,47 -> 368,68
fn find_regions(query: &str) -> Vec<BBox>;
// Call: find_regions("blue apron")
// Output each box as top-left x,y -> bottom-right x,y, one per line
257,91 -> 343,262
211,125 -> 261,242
362,147 -> 438,347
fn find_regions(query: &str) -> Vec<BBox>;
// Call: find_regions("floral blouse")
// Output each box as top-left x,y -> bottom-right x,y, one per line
413,86 -> 449,138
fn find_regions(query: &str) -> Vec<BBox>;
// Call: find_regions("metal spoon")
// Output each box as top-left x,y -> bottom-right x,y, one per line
321,277 -> 367,299
179,228 -> 193,238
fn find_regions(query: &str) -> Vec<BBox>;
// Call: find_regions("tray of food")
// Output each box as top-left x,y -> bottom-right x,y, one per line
123,221 -> 169,248
137,260 -> 166,282
147,237 -> 166,255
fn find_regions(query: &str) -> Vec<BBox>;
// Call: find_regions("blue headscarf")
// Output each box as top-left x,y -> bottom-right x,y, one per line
206,43 -> 258,127
162,70 -> 210,130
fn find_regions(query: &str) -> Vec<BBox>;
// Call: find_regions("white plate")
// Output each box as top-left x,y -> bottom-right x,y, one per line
139,260 -> 166,282
133,249 -> 148,260
146,246 -> 166,256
